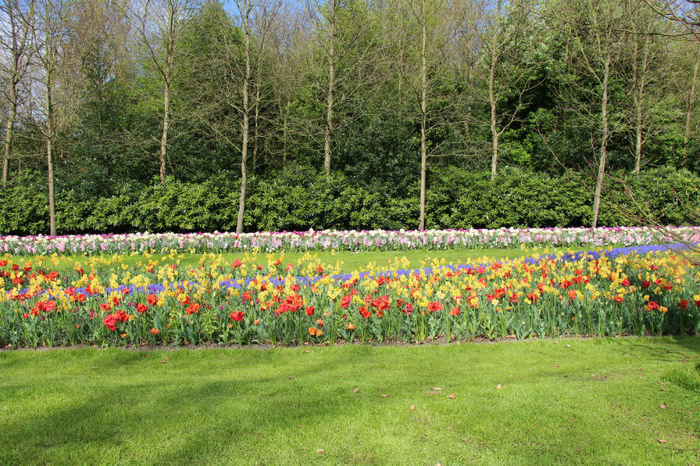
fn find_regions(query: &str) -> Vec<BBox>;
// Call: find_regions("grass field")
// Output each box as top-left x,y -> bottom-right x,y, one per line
5,244 -> 600,274
1,337 -> 698,464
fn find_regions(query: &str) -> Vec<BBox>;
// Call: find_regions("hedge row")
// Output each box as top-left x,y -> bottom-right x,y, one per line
2,166 -> 698,235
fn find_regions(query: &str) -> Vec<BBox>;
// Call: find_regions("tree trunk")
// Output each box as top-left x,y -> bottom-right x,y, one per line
465,104 -> 471,140
633,34 -> 649,173
684,52 -> 699,157
488,58 -> 499,181
592,55 -> 610,229
46,60 -> 56,236
44,10 -> 57,237
2,80 -> 17,189
634,102 -> 643,173
253,46 -> 263,173
282,104 -> 288,169
323,1 -> 335,179
418,0 -> 427,231
47,135 -> 56,236
252,80 -> 260,173
236,11 -> 251,234
160,80 -> 170,181
2,3 -> 23,189
159,2 -> 175,182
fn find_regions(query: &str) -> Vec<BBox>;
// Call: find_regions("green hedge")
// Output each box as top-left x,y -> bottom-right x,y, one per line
1,167 -> 697,235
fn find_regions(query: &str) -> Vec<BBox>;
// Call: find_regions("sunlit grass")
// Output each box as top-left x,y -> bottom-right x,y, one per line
0,336 -> 697,464
2,244 -> 604,275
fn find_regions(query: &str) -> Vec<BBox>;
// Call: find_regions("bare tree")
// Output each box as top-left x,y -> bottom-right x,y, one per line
479,0 -> 540,181
394,0 -> 448,230
645,0 -> 700,40
303,0 -> 345,179
561,0 -> 627,228
303,0 -> 384,179
681,42 -> 699,158
645,1 -> 700,164
183,0 -> 278,233
417,0 -> 431,230
236,0 -> 252,233
625,3 -> 674,173
33,0 -> 77,235
233,0 -> 279,232
248,0 -> 279,172
131,0 -> 196,182
0,0 -> 34,188
265,3 -> 307,169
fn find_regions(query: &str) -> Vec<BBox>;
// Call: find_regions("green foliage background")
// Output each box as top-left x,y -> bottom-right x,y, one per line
2,167 -> 697,234
2,0 -> 699,234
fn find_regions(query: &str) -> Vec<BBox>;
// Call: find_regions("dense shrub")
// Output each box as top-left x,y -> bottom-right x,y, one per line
1,167 -> 697,235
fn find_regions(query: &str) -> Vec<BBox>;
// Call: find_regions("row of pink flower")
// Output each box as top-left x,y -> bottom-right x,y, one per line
1,226 -> 698,256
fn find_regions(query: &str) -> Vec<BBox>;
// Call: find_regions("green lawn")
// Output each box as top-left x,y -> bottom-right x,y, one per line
1,337 -> 698,464
9,244 -> 601,274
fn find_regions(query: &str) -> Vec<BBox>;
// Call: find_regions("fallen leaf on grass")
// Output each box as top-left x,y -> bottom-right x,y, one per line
552,364 -> 560,367
432,387 -> 442,391
90,366 -> 99,370
160,359 -> 169,364
446,393 -> 456,399
660,404 -> 668,410
353,387 -> 359,393
316,449 -> 325,453
656,439 -> 667,444
381,394 -> 389,398
497,384 -> 502,390
288,377 -> 295,380
304,350 -> 310,354
411,405 -> 415,411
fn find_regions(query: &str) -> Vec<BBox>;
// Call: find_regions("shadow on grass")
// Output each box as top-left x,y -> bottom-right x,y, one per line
621,336 -> 700,363
0,349 -> 398,464
1,338 -> 698,464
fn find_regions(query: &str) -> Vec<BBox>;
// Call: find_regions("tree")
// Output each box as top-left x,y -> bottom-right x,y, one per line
479,0 -> 541,180
179,0 -> 278,232
236,0 -> 252,233
645,0 -> 700,40
266,3 -> 303,169
0,0 -> 34,188
303,0 -> 384,179
389,0 -> 451,230
62,0 -> 134,195
625,3 -> 675,173
679,41 -> 700,162
560,0 -> 627,228
132,0 -> 197,182
33,0 -> 80,235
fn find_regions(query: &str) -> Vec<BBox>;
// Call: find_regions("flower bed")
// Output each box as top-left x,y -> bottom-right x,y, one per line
1,226 -> 699,256
1,245 -> 698,347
